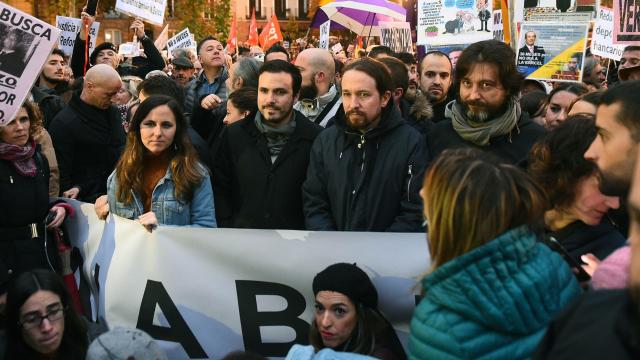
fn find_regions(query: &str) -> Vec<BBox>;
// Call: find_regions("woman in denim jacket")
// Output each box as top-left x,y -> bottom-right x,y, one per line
95,95 -> 216,229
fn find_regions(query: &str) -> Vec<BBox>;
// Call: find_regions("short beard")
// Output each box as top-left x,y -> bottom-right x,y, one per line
299,79 -> 319,100
41,73 -> 64,86
460,97 -> 509,123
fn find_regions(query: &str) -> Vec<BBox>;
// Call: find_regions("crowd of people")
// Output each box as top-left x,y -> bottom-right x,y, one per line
1,6 -> 640,359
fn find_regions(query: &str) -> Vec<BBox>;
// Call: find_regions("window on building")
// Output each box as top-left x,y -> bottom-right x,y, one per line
249,0 -> 264,19
104,29 -> 122,46
275,0 -> 287,19
298,0 -> 308,19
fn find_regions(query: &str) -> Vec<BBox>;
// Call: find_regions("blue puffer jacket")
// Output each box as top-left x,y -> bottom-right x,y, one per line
408,226 -> 581,360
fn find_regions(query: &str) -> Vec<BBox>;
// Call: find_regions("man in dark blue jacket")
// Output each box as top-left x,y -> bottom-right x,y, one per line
303,58 -> 427,232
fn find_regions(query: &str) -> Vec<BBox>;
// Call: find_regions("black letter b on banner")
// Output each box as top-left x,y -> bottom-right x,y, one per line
136,280 -> 207,358
236,280 -> 310,357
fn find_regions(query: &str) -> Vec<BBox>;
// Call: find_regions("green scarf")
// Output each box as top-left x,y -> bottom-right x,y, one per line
446,97 -> 521,146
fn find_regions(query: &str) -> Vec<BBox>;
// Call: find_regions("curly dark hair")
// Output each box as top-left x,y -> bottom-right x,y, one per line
455,40 -> 523,98
528,114 -> 599,210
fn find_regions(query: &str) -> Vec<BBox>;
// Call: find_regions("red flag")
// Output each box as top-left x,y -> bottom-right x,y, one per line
227,13 -> 237,53
248,8 -> 259,46
258,14 -> 283,51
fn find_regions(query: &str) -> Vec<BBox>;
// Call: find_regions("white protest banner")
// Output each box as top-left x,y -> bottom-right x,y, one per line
56,16 -> 100,60
115,0 -> 167,25
319,20 -> 330,50
418,0 -> 493,46
154,24 -> 169,53
379,21 -> 412,53
613,0 -> 640,44
592,7 -> 625,60
0,4 -> 61,126
64,202 -> 429,359
331,42 -> 343,54
167,28 -> 193,54
517,22 -> 589,82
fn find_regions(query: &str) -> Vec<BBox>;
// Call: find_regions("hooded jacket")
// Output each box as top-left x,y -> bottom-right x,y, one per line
401,91 -> 434,137
408,226 -> 582,360
303,105 -> 427,232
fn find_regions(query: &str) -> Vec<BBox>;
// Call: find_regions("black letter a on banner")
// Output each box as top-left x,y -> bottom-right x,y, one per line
136,280 -> 207,358
236,280 -> 310,357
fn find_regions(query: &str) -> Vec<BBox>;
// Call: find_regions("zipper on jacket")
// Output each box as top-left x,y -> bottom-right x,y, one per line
407,165 -> 413,202
357,134 -> 365,149
9,175 -> 13,184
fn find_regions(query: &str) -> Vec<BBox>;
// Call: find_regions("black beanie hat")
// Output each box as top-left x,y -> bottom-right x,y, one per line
312,263 -> 378,309
91,42 -> 117,65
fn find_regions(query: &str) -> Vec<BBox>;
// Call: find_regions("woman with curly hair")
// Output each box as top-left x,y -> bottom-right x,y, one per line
529,115 -> 625,268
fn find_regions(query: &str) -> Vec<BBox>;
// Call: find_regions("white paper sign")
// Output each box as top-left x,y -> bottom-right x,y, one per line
115,0 -> 167,25
591,7 -> 625,61
379,21 -> 412,53
0,3 -> 61,126
319,20 -> 330,50
167,28 -> 194,54
64,201 -> 429,359
56,16 -> 100,60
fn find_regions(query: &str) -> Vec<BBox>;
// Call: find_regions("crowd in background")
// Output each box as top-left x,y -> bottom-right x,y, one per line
1,7 -> 640,359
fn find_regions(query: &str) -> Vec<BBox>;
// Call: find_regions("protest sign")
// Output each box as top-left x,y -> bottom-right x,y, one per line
167,28 -> 194,54
492,0 -> 511,43
592,7 -> 626,60
154,24 -> 169,53
115,0 -> 167,25
613,0 -> 640,43
417,0 -> 493,46
380,21 -> 413,53
319,20 -> 330,50
65,201 -> 428,359
332,42 -> 343,54
522,0 -> 595,22
56,16 -> 100,60
516,22 -> 589,82
0,3 -> 61,126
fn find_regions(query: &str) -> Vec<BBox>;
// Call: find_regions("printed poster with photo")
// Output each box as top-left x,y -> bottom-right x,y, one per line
521,0 -> 596,22
417,0 -> 494,46
613,0 -> 640,44
517,22 -> 589,82
0,3 -> 61,126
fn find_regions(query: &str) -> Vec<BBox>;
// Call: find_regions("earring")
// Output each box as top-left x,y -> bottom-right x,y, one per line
174,143 -> 178,151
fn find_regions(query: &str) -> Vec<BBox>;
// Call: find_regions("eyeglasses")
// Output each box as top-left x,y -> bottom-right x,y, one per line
19,305 -> 65,330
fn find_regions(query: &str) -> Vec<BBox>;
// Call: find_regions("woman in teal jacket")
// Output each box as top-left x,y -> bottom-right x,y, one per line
408,149 -> 581,360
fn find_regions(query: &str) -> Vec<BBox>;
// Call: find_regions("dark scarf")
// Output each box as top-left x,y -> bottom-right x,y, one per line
0,138 -> 36,177
254,111 -> 296,162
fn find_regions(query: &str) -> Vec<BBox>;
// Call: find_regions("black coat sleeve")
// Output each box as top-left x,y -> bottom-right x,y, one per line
132,36 -> 165,79
211,129 -> 235,227
302,136 -> 337,230
71,33 -> 90,78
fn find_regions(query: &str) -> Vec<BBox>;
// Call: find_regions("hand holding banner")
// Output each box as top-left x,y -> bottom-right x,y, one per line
115,0 -> 167,25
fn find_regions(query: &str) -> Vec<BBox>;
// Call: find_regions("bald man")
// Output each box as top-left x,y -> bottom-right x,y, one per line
294,48 -> 342,127
49,64 -> 126,202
